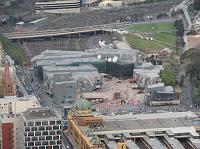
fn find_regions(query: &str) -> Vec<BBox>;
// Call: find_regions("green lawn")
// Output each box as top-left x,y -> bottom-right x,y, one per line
125,21 -> 179,53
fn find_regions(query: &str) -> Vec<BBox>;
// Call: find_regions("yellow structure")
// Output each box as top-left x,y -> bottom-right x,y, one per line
117,141 -> 127,149
67,98 -> 104,149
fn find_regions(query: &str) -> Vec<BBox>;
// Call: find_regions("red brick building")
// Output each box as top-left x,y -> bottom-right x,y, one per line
0,122 -> 14,149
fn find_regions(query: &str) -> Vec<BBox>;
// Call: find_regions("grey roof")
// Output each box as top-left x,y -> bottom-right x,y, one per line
22,107 -> 60,120
31,48 -> 138,66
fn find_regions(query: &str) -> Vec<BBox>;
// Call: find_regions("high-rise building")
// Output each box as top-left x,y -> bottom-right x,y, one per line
20,107 -> 62,149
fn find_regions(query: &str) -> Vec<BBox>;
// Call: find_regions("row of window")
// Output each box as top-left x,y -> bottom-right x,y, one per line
25,145 -> 62,149
25,125 -> 61,131
25,121 -> 61,126
25,135 -> 61,142
25,140 -> 62,146
25,130 -> 62,137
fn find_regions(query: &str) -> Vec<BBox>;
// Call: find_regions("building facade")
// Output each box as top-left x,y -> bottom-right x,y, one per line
20,108 -> 62,149
0,115 -> 24,149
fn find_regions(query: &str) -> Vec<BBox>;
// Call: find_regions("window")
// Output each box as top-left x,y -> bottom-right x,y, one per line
57,140 -> 62,144
53,126 -> 59,130
28,132 -> 34,136
25,127 -> 30,131
28,142 -> 34,146
31,127 -> 37,131
57,131 -> 61,135
42,121 -> 48,125
35,121 -> 41,126
39,147 -> 45,149
49,121 -> 55,125
39,136 -> 45,141
39,126 -> 45,131
42,141 -> 48,145
56,121 -> 61,125
31,136 -> 38,141
28,122 -> 34,126
46,126 -> 52,130
46,136 -> 52,140
42,131 -> 48,135
49,131 -> 55,135
53,146 -> 59,149
35,141 -> 41,146
50,141 -> 56,145
25,137 -> 30,141
35,132 -> 41,136
53,135 -> 59,140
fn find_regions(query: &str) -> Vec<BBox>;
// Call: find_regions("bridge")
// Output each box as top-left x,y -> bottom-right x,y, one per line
169,0 -> 194,30
3,19 -> 176,40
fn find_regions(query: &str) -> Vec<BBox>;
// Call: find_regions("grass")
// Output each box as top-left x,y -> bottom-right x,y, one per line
0,34 -> 26,65
125,21 -> 179,53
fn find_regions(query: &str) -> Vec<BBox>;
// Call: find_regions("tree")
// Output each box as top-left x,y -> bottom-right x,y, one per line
174,20 -> 184,37
160,69 -> 176,86
194,0 -> 200,11
195,82 -> 200,108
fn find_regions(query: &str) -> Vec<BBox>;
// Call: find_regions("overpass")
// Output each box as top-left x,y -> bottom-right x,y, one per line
169,0 -> 194,30
3,19 -> 177,40
3,23 -> 130,40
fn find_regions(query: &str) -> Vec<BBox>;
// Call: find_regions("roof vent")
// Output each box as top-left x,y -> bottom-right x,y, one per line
42,113 -> 46,116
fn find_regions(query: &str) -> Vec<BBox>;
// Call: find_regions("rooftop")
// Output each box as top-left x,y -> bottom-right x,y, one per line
23,107 -> 60,120
94,112 -> 197,134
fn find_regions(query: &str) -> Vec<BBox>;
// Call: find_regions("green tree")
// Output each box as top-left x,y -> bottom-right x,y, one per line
174,20 -> 184,37
160,69 -> 176,86
195,82 -> 200,108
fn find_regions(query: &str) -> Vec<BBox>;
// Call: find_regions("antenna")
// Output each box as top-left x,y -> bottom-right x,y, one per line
113,56 -> 118,63
97,55 -> 101,60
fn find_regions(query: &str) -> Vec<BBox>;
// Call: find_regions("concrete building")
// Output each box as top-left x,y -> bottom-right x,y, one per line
20,107 -> 62,149
144,83 -> 179,106
0,115 -> 24,149
35,0 -> 81,14
0,96 -> 40,115
43,64 -> 102,104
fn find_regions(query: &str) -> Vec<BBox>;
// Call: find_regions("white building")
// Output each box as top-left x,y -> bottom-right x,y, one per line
20,107 -> 62,149
0,96 -> 40,115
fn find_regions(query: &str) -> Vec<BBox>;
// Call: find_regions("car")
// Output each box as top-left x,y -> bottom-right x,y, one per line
66,145 -> 70,149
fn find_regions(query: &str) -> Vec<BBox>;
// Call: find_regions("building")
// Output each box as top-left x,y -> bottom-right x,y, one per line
0,115 -> 24,149
98,1 -> 124,8
31,48 -> 138,80
67,101 -> 200,149
67,98 -> 103,149
43,64 -> 102,104
144,83 -> 179,106
20,107 -> 62,149
0,96 -> 40,115
35,0 -> 81,14
133,62 -> 163,88
158,48 -> 173,58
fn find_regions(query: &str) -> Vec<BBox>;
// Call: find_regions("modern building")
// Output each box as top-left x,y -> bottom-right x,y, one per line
67,100 -> 200,149
35,0 -> 81,14
43,64 -> 102,104
0,115 -> 24,149
144,83 -> 179,106
20,107 -> 62,149
31,48 -> 138,80
0,96 -> 40,115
